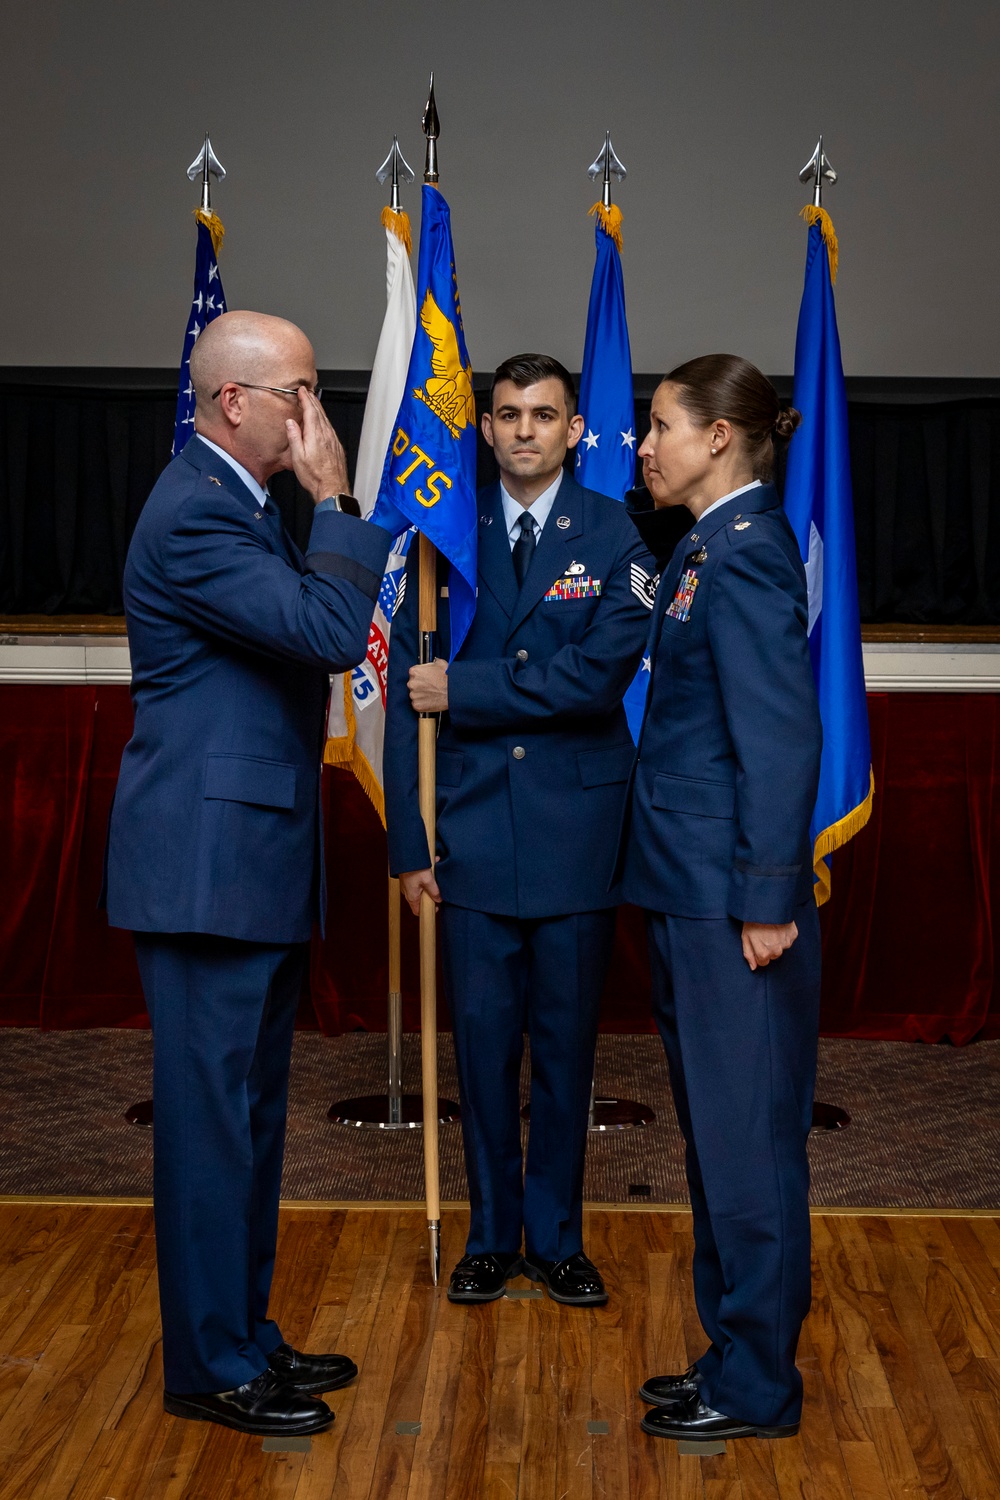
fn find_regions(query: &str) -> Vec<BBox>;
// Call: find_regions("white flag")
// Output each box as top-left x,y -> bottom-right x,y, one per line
325,211 -> 417,823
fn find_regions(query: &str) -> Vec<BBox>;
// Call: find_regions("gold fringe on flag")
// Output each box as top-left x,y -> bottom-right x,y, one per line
323,674 -> 386,826
588,201 -> 624,253
194,209 -> 226,257
799,204 -> 838,285
811,766 -> 874,906
381,205 -> 413,256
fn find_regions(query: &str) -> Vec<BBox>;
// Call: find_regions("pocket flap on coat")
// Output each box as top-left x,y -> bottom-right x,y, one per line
651,772 -> 735,819
204,754 -> 297,810
436,750 -> 464,788
577,744 -> 636,788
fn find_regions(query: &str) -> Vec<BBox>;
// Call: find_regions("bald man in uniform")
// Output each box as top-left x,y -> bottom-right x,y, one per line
104,312 -> 392,1437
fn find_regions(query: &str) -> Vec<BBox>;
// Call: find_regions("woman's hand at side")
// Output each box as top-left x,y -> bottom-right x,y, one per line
741,921 -> 798,971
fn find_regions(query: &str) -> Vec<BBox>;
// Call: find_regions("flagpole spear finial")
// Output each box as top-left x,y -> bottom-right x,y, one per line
376,135 -> 415,212
799,134 -> 837,208
186,132 -> 226,215
587,130 -> 627,209
422,73 -> 440,185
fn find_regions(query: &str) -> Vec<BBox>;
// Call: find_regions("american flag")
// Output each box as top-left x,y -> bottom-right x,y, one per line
172,215 -> 227,455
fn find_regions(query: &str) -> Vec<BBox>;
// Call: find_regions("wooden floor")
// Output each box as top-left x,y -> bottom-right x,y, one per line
2,1204 -> 1000,1499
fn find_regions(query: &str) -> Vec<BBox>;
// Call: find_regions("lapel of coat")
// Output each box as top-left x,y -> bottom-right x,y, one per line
475,483 -> 519,620
181,435 -> 291,560
644,483 -> 781,680
505,473 -> 585,640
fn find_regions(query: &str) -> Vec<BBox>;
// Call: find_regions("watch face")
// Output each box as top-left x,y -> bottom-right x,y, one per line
338,493 -> 361,518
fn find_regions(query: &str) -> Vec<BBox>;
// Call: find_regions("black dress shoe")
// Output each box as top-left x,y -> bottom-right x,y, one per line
639,1365 -> 702,1407
164,1369 -> 334,1435
521,1251 -> 608,1306
448,1252 -> 523,1302
640,1389 -> 799,1442
267,1341 -> 359,1395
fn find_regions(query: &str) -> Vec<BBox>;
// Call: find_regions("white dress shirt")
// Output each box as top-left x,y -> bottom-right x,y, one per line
500,472 -> 564,550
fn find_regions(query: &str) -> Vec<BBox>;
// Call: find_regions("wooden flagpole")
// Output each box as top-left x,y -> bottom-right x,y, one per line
417,69 -> 443,1285
417,529 -> 441,1283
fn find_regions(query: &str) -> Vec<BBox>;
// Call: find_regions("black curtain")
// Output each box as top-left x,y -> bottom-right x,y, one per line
1,370 -> 998,622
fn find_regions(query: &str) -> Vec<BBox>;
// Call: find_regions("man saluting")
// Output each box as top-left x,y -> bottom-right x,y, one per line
385,354 -> 656,1306
105,312 -> 392,1437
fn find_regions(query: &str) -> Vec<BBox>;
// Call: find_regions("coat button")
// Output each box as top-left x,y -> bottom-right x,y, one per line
512,746 -> 526,760
516,649 -> 529,662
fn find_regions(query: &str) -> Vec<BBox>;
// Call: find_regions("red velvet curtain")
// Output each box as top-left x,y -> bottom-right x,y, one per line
1,684 -> 998,1041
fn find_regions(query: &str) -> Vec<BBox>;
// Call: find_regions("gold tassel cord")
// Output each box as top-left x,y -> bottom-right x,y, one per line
194,209 -> 226,258
381,206 -> 413,256
588,202 -> 624,254
811,767 -> 874,907
800,205 -> 838,285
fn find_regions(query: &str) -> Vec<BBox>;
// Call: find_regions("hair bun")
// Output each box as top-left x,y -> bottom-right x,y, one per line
773,405 -> 801,442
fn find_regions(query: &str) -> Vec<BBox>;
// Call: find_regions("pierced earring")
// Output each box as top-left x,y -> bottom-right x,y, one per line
710,447 -> 717,455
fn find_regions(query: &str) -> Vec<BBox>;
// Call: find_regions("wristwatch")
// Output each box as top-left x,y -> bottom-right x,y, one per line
328,493 -> 361,517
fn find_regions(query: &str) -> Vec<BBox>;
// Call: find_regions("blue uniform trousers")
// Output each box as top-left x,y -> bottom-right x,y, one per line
440,905 -> 616,1263
133,933 -> 304,1394
646,903 -> 820,1427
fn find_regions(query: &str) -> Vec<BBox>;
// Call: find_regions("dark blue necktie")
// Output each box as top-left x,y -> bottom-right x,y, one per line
512,511 -> 536,587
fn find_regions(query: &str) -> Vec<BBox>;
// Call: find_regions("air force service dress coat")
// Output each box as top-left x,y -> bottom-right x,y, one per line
105,435 -> 391,1395
385,474 -> 657,915
384,473 -> 657,1263
106,436 -> 391,944
620,482 -> 823,1429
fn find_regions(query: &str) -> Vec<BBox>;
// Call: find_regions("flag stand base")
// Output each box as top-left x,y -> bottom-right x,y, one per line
811,1102 -> 851,1131
521,1084 -> 655,1133
327,1094 -> 460,1129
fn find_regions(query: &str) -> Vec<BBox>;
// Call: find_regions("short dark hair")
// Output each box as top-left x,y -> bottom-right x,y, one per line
490,353 -> 577,417
663,354 -> 801,482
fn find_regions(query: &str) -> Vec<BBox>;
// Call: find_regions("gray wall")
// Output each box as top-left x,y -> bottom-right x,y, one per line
2,0 -> 997,375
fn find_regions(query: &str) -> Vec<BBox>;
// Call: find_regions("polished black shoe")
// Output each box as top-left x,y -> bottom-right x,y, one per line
640,1389 -> 799,1442
267,1341 -> 358,1395
639,1364 -> 702,1407
448,1252 -> 523,1302
164,1368 -> 334,1435
521,1251 -> 608,1306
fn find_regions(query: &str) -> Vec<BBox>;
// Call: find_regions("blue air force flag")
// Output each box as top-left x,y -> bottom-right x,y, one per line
172,212 -> 227,456
371,185 -> 478,656
576,209 -> 637,501
782,208 -> 873,904
576,205 -> 645,740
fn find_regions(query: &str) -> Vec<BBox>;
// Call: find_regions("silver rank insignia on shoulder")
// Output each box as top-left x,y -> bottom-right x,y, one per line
630,562 -> 658,609
556,515 -> 571,529
565,561 -> 585,576
734,521 -> 752,531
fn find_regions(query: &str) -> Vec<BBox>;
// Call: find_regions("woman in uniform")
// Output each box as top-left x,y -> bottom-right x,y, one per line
622,354 -> 822,1444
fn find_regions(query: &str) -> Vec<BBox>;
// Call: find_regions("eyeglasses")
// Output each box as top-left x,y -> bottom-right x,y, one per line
211,381 -> 325,401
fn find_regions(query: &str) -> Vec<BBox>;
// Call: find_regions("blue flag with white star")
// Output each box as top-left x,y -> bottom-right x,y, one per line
577,210 -> 644,738
783,209 -> 872,905
371,184 -> 478,657
172,213 -> 227,455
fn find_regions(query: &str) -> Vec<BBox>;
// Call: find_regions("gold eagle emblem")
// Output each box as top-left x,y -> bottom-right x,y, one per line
412,289 -> 475,438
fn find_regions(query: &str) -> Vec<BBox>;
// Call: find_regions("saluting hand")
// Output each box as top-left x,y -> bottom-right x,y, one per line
285,387 -> 351,505
407,659 -> 449,713
742,921 -> 798,971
